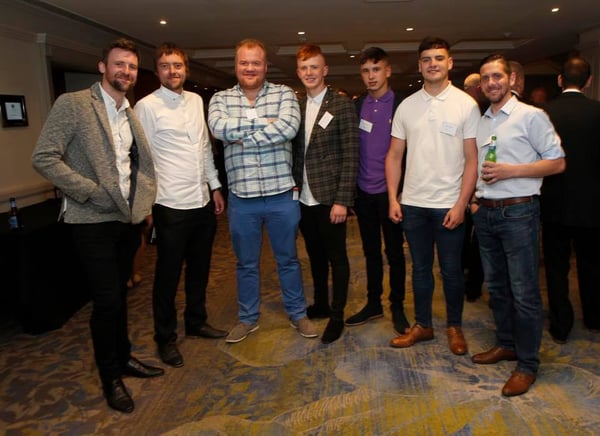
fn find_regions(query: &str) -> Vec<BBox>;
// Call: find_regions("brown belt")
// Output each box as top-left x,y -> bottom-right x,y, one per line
478,196 -> 535,208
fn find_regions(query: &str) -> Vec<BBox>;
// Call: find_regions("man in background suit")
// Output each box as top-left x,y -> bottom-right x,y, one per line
293,44 -> 359,344
541,55 -> 600,343
32,38 -> 163,413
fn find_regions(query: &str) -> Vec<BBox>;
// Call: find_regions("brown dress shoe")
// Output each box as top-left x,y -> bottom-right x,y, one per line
502,371 -> 536,396
472,346 -> 517,364
447,326 -> 468,355
390,324 -> 434,348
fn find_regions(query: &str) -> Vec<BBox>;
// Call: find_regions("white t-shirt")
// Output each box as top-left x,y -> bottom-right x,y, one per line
391,83 -> 480,208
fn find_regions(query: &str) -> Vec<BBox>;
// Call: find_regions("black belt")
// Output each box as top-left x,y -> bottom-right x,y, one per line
478,196 -> 535,208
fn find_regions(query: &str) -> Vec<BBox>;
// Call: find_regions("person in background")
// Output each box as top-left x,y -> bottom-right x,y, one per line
470,54 -> 565,397
32,38 -> 163,413
541,55 -> 600,343
386,36 -> 479,356
135,42 -> 227,369
509,60 -> 525,100
528,86 -> 549,106
292,44 -> 359,344
345,47 -> 409,335
208,38 -> 317,343
461,73 -> 486,302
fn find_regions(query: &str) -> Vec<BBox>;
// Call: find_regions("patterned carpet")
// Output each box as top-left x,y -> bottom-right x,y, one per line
1,215 -> 599,435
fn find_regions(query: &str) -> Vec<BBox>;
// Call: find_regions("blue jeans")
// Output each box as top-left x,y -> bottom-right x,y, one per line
228,191 -> 307,324
402,205 -> 465,328
472,199 -> 542,375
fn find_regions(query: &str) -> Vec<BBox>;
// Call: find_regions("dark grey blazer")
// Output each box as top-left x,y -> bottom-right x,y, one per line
32,82 -> 156,224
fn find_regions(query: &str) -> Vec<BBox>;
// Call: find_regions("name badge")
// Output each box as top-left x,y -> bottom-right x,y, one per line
318,111 -> 334,129
246,108 -> 258,120
440,121 -> 458,136
359,119 -> 373,133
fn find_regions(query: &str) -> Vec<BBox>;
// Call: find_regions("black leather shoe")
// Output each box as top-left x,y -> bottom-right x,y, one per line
322,319 -> 344,344
186,323 -> 227,339
306,304 -> 330,319
392,309 -> 410,335
103,378 -> 134,413
345,304 -> 383,326
122,357 -> 165,378
158,342 -> 184,368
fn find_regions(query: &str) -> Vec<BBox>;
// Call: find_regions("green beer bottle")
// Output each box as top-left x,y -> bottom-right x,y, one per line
485,135 -> 497,162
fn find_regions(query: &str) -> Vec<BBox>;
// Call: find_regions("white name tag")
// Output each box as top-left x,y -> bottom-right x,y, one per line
318,111 -> 334,129
246,108 -> 258,120
359,118 -> 373,133
440,121 -> 458,136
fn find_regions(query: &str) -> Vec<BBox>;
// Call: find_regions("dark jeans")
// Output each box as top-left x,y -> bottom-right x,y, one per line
71,222 -> 141,383
473,199 -> 542,375
152,203 -> 217,344
401,205 -> 465,328
462,211 -> 484,298
542,222 -> 600,338
299,203 -> 349,320
354,189 -> 406,311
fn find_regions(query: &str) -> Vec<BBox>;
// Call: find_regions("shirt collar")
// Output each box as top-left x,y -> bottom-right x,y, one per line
421,81 -> 452,102
366,88 -> 394,104
484,94 -> 518,118
99,84 -> 129,112
308,87 -> 328,105
159,85 -> 184,100
562,88 -> 583,94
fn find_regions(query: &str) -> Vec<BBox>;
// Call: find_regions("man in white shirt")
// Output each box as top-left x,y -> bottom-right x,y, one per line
135,43 -> 226,369
386,37 -> 479,356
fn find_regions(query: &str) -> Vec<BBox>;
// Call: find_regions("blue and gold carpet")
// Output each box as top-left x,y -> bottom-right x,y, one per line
1,216 -> 599,434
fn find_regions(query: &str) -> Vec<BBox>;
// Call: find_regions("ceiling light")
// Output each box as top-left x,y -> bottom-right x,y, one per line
298,31 -> 305,35
551,7 -> 559,12
159,19 -> 167,25
406,27 -> 414,31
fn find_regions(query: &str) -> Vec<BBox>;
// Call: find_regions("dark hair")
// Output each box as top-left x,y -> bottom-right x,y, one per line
154,42 -> 189,73
418,37 -> 450,55
480,54 -> 512,75
102,38 -> 139,65
359,47 -> 389,65
561,56 -> 591,89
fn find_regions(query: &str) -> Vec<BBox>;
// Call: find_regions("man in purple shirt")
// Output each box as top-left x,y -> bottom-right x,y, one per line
345,47 -> 409,335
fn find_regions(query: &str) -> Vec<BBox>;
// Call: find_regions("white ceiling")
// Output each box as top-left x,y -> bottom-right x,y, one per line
33,0 -> 600,95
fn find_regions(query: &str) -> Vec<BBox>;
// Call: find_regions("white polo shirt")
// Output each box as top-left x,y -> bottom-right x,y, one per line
391,83 -> 480,208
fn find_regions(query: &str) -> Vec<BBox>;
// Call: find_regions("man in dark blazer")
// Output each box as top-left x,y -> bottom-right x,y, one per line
292,44 -> 359,344
541,55 -> 600,343
32,38 -> 162,413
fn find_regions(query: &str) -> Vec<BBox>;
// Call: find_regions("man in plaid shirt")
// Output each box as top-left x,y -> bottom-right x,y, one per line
208,38 -> 317,343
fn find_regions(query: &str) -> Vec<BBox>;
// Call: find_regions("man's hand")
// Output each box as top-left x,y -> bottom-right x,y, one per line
389,200 -> 403,224
443,205 -> 466,230
330,204 -> 347,224
213,190 -> 225,215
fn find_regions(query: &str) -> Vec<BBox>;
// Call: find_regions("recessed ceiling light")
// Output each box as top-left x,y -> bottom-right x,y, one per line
159,19 -> 167,25
350,55 -> 355,58
551,7 -> 559,12
406,27 -> 414,31
298,31 -> 305,35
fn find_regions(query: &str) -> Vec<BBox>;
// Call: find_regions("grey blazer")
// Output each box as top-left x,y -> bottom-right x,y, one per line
32,82 -> 156,224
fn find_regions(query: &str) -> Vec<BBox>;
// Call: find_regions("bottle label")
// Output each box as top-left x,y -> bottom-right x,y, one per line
8,215 -> 19,229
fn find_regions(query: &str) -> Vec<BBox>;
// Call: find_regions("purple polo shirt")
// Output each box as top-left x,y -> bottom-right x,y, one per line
357,89 -> 395,194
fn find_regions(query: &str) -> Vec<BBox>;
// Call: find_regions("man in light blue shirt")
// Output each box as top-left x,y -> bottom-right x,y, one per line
208,38 -> 317,343
470,54 -> 565,397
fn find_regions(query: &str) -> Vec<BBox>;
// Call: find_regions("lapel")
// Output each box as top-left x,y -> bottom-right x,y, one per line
90,83 -> 117,152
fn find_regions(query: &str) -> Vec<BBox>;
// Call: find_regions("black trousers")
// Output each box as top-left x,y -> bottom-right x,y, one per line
542,221 -> 600,339
462,211 -> 485,298
354,189 -> 406,312
152,203 -> 216,345
71,222 -> 141,383
299,203 -> 349,320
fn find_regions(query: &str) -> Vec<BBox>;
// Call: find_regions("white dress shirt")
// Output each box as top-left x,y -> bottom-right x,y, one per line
300,87 -> 327,206
135,86 -> 221,209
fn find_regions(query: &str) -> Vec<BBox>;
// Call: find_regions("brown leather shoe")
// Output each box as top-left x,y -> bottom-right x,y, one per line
472,347 -> 517,364
502,371 -> 536,396
390,324 -> 434,348
447,326 -> 468,355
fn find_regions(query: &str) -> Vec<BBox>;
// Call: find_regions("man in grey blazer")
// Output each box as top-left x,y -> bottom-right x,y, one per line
32,38 -> 163,414
292,44 -> 359,344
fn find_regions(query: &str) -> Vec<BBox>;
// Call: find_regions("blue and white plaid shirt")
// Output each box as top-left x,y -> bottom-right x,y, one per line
208,81 -> 300,198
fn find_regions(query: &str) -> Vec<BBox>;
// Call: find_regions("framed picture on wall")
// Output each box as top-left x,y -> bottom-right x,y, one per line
0,95 -> 28,127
